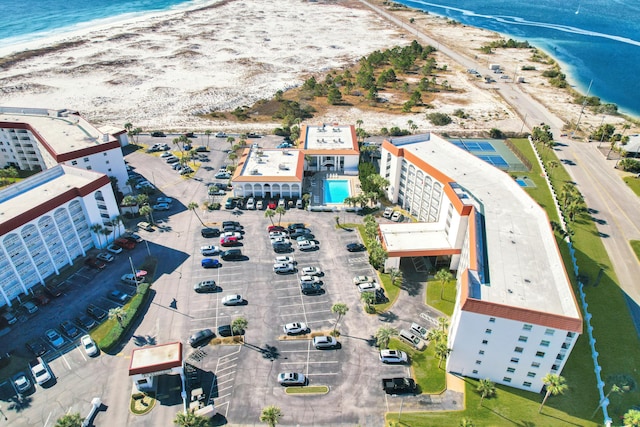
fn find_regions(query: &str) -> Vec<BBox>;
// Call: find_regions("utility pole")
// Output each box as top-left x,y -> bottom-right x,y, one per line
573,79 -> 593,137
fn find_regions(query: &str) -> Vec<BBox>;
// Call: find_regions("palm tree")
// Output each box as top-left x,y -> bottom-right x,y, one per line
139,205 -> 154,225
188,202 -> 206,227
427,328 -> 445,343
109,306 -> 127,328
228,152 -> 238,165
435,341 -> 451,369
389,269 -> 403,287
122,195 -> 137,207
331,303 -> 349,334
539,373 -> 568,413
232,316 -> 248,337
204,129 -> 212,148
437,317 -> 450,333
55,412 -> 83,427
591,384 -> 622,418
136,194 -> 149,207
174,410 -> 210,427
361,291 -> 376,312
623,409 -> 640,426
90,223 -> 104,249
434,268 -> 454,300
264,208 -> 276,226
259,405 -> 283,427
226,136 -> 235,148
112,215 -> 124,240
101,227 -> 113,245
301,193 -> 311,209
172,137 -> 185,164
459,417 -> 475,427
375,326 -> 398,349
476,378 -> 496,407
275,205 -> 286,225
546,160 -> 558,178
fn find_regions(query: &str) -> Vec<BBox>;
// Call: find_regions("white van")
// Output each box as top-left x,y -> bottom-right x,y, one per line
399,329 -> 426,350
246,197 -> 255,210
296,199 -> 303,209
256,200 -> 264,210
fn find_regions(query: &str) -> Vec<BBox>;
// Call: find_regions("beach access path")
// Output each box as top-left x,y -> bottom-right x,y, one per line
360,0 -> 640,306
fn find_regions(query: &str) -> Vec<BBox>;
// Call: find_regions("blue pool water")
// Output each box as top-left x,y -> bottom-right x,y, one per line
516,179 -> 527,187
324,180 -> 350,204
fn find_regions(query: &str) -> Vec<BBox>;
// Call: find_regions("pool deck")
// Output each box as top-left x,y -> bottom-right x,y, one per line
305,172 -> 360,208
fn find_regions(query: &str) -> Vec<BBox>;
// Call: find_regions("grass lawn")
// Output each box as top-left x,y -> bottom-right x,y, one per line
631,240 -> 640,262
623,175 -> 640,197
425,279 -> 456,316
389,338 -> 446,394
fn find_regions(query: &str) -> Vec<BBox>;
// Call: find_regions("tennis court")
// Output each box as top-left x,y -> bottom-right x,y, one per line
449,139 -> 527,172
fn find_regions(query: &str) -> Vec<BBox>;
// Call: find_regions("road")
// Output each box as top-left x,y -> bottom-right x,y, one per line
360,0 -> 640,306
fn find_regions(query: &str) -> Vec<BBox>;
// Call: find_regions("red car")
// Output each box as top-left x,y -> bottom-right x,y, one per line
114,238 -> 135,250
220,236 -> 239,247
84,257 -> 106,270
268,225 -> 286,233
267,200 -> 277,210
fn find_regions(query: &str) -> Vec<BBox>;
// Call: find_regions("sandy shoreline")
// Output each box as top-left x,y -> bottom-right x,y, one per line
0,0 -> 635,136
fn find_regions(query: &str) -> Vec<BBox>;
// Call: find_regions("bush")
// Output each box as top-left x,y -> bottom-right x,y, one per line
426,112 -> 452,126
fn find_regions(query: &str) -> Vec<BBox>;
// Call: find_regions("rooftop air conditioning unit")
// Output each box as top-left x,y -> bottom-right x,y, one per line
283,150 -> 289,155
278,164 -> 289,170
251,169 -> 259,175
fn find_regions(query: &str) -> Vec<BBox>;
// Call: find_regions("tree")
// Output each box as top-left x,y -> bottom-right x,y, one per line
139,205 -> 154,224
623,409 -> 640,426
375,326 -> 398,349
259,405 -> 283,427
301,193 -> 311,209
539,373 -> 568,413
90,223 -> 104,249
226,136 -> 235,147
111,214 -> 124,240
459,417 -> 475,427
331,303 -> 349,334
427,328 -> 445,344
435,341 -> 451,368
232,316 -> 248,336
122,195 -> 137,206
136,194 -> 149,207
389,269 -> 403,287
55,412 -> 83,427
174,410 -> 210,427
435,268 -> 454,300
109,306 -> 127,328
476,378 -> 496,407
204,129 -> 212,148
264,208 -> 276,226
275,205 -> 286,225
101,227 -> 113,245
437,316 -> 449,333
188,202 -> 206,227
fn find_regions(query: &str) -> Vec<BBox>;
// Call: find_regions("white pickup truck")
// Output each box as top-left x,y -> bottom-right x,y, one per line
29,357 -> 52,386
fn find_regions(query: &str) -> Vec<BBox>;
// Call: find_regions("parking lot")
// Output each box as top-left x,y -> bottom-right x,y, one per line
0,135 -> 428,426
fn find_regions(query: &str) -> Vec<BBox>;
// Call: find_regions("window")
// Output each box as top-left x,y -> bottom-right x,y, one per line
502,377 -> 512,383
475,360 -> 482,365
478,350 -> 485,355
518,336 -> 528,342
510,358 -> 519,364
552,364 -> 559,371
481,340 -> 488,345
103,152 -> 107,156
86,166 -> 92,170
71,160 -> 78,165
523,382 -> 532,387
506,367 -> 515,373
105,160 -> 109,164
485,329 -> 492,334
531,362 -> 540,368
489,317 -> 496,323
545,328 -> 555,336
472,370 -> 478,375
523,324 -> 533,331
567,332 -> 575,338
515,347 -> 524,353
540,340 -> 550,347
527,372 -> 536,378
83,157 -> 89,162
535,351 -> 545,358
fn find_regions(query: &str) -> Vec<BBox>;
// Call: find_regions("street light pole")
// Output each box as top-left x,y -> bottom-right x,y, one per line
573,79 -> 593,137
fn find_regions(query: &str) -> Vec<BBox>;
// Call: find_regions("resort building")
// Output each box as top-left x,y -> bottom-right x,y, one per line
379,133 -> 582,392
0,107 -> 129,193
299,124 -> 359,174
231,147 -> 304,199
0,165 -> 122,308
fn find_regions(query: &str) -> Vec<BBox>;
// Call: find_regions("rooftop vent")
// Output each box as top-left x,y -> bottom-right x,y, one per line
278,164 -> 289,170
251,169 -> 259,175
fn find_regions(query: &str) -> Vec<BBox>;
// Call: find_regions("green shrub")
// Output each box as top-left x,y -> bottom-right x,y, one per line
426,112 -> 452,126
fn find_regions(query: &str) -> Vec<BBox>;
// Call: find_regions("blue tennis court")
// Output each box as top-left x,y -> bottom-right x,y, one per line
448,139 -> 525,171
477,155 -> 509,168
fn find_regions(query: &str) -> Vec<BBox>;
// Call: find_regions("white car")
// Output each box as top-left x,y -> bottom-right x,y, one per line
223,231 -> 242,240
313,336 -> 338,349
121,274 -> 145,286
96,252 -> 114,263
269,231 -> 287,239
277,372 -> 306,386
107,244 -> 123,254
300,275 -> 322,286
283,322 -> 308,335
383,207 -> 393,218
301,266 -> 322,276
353,275 -> 374,285
390,211 -> 403,222
275,256 -> 294,264
160,151 -> 173,158
256,200 -> 264,210
215,132 -> 227,138
200,245 -> 220,256
410,322 -> 429,339
297,240 -> 318,251
357,282 -> 380,293
221,294 -> 244,306
273,262 -> 295,274
135,181 -> 154,190
80,334 -> 99,357
379,349 -> 408,364
152,203 -> 170,211
156,197 -> 173,204
271,236 -> 289,245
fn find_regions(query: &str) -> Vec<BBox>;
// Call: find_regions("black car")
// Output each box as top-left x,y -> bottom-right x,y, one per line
108,290 -> 130,304
346,243 -> 366,252
201,227 -> 221,238
75,314 -> 97,330
151,131 -> 166,137
44,285 -> 63,298
189,329 -> 215,348
60,320 -> 81,338
287,223 -> 305,233
123,233 -> 143,243
26,339 -> 47,357
273,242 -> 293,253
218,324 -> 244,337
301,283 -> 324,295
86,304 -> 107,321
382,377 -> 417,394
221,249 -> 243,260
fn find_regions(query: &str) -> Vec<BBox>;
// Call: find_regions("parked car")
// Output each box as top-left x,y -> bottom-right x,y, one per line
75,314 -> 96,330
399,329 -> 426,350
121,274 -> 145,286
123,233 -> 143,243
269,231 -> 288,239
108,290 -> 131,304
13,372 -> 32,393
274,255 -> 294,264
298,240 -> 318,251
277,142 -> 293,149
194,280 -> 218,293
160,151 -> 173,158
152,203 -> 170,211
21,301 -> 39,314
346,243 -> 366,252
84,257 -> 106,270
390,211 -> 403,222
278,372 -> 306,386
313,336 -> 338,349
220,236 -> 239,247
301,266 -> 322,276
295,234 -> 315,242
156,197 -> 173,204
215,171 -> 231,179
96,252 -> 115,263
25,339 -> 47,357
44,285 -> 63,298
246,197 -> 255,210
383,207 -> 393,218
300,282 -> 323,295
86,304 -> 107,321
201,258 -> 221,268
222,231 -> 242,240
300,275 -> 322,286
271,236 -> 288,246
290,228 -> 312,238
29,357 -> 52,386
200,245 -> 220,256
273,262 -> 295,274
60,320 -> 81,338
410,322 -> 429,339
296,199 -> 303,209
188,329 -> 214,348
273,242 -> 292,253
34,293 -> 50,306
256,200 -> 264,210
221,249 -> 243,260
221,294 -> 244,306
379,349 -> 408,364
201,227 -> 220,238
114,238 -> 136,249
287,223 -> 306,232
80,334 -> 99,357
357,282 -> 380,293
353,275 -> 374,285
107,244 -> 124,254
1,311 -> 17,325
283,322 -> 308,335
382,377 -> 417,394
45,328 -> 65,348
222,220 -> 242,228
179,166 -> 194,175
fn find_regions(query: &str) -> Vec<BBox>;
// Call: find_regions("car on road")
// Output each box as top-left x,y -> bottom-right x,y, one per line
201,227 -> 220,238
379,349 -> 408,364
60,320 -> 81,338
283,322 -> 308,335
346,242 -> 366,252
80,334 -> 99,357
25,339 -> 47,357
45,329 -> 65,348
383,207 -> 393,218
152,203 -> 170,211
297,240 -> 318,251
274,255 -> 294,264
75,314 -> 96,330
107,244 -> 124,254
13,372 -> 32,393
194,280 -> 218,293
108,290 -> 131,304
353,275 -> 375,285
313,336 -> 338,349
121,274 -> 145,286
301,266 -> 322,276
200,245 -> 220,256
201,258 -> 221,268
357,282 -> 380,293
221,294 -> 244,306
220,236 -> 239,247
84,257 -> 106,270
390,211 -> 403,222
96,252 -> 114,263
189,329 -> 214,348
278,372 -> 306,386
273,262 -> 295,274
151,131 -> 166,137
86,304 -> 107,321
215,132 -> 227,138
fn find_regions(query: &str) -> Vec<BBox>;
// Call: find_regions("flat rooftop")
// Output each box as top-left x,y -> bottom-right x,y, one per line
129,342 -> 183,376
379,222 -> 452,253
234,148 -> 303,182
303,124 -> 359,154
0,107 -> 118,157
387,133 -> 579,319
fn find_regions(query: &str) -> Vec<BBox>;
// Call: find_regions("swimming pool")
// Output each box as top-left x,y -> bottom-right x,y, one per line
324,180 -> 350,204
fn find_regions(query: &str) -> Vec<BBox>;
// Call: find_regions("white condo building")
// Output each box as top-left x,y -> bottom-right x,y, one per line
379,133 -> 582,392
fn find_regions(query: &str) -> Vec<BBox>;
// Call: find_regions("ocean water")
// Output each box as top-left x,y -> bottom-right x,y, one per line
396,0 -> 640,117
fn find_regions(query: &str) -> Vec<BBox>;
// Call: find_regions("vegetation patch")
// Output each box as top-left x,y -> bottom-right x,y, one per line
631,240 -> 640,262
390,338 -> 446,394
426,277 -> 457,316
284,386 -> 329,395
130,392 -> 156,415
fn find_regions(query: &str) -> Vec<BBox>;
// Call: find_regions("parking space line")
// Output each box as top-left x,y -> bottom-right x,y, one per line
298,309 -> 332,315
307,372 -> 340,376
279,312 -> 307,317
61,353 -> 72,370
280,361 -> 339,365
217,357 -> 238,365
218,385 -> 233,393
216,365 -> 237,374
216,392 -> 232,400
216,378 -> 235,386
77,345 -> 87,361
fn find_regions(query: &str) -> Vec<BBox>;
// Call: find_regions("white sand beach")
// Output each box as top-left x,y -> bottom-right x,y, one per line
0,0 -> 634,135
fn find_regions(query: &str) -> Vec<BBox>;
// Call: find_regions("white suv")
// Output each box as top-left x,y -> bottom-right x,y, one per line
300,275 -> 322,286
379,349 -> 408,364
273,262 -> 295,274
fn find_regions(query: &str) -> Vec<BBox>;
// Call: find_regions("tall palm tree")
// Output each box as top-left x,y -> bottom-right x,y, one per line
375,326 -> 398,349
389,269 -> 403,287
435,341 -> 451,369
139,205 -> 154,225
232,316 -> 248,337
437,317 -> 450,333
259,405 -> 283,427
112,215 -> 124,240
476,378 -> 496,407
109,306 -> 127,328
275,206 -> 286,225
187,202 -> 206,227
90,223 -> 104,249
539,373 -> 568,413
173,410 -> 209,427
426,328 -> 445,344
54,412 -> 83,427
331,303 -> 349,334
226,136 -> 235,147
204,130 -> 212,148
434,268 -> 454,300
101,227 -> 113,245
301,193 -> 311,209
264,209 -> 276,226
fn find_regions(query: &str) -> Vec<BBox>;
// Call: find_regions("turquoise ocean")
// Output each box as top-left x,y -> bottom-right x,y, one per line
0,0 -> 639,117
